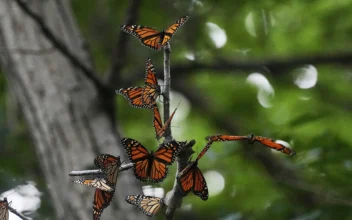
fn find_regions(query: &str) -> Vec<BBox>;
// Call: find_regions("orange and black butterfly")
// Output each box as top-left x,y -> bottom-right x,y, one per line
93,189 -> 115,220
116,58 -> 160,109
177,141 -> 213,200
153,103 -> 179,140
74,154 -> 121,220
0,198 -> 9,220
125,195 -> 164,217
122,138 -> 183,183
92,154 -> 122,220
121,16 -> 190,51
206,134 -> 248,142
247,133 -> 296,156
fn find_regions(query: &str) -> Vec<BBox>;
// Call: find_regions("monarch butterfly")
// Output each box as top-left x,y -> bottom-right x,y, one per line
125,195 -> 163,217
122,138 -> 183,183
177,141 -> 213,200
74,154 -> 121,220
94,154 -> 122,186
153,103 -> 179,140
0,198 -> 9,220
73,178 -> 114,192
121,16 -> 190,51
206,134 -> 248,142
116,58 -> 160,109
93,189 -> 115,220
247,133 -> 296,156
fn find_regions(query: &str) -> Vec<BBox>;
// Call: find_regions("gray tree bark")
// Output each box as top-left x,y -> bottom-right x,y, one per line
0,1 -> 146,219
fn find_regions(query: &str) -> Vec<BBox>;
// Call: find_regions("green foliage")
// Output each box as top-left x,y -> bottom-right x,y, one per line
2,0 -> 352,219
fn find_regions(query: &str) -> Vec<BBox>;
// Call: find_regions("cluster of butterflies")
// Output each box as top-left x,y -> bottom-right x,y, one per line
71,15 -> 191,220
71,15 -> 297,219
72,133 -> 295,219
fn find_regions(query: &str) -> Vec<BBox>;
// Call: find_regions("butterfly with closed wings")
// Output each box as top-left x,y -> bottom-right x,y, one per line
121,16 -> 190,51
247,133 -> 296,156
153,102 -> 180,140
125,195 -> 164,217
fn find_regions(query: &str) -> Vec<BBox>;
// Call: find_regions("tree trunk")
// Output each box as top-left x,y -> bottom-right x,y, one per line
0,1 -> 146,219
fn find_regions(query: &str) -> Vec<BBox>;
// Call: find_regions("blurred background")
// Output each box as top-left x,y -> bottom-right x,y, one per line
1,0 -> 352,219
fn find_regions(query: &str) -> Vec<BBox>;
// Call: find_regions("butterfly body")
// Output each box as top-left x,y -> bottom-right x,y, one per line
121,16 -> 190,51
122,138 -> 183,183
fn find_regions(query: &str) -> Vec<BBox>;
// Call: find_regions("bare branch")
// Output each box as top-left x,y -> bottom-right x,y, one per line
14,0 -> 110,94
8,206 -> 29,220
106,0 -> 141,88
69,163 -> 134,176
163,43 -> 172,142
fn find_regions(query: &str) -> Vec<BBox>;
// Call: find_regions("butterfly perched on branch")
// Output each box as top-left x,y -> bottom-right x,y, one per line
73,154 -> 122,220
177,141 -> 213,200
153,102 -> 180,140
122,138 -> 184,183
125,195 -> 164,217
121,16 -> 190,51
206,133 -> 296,156
116,58 -> 160,109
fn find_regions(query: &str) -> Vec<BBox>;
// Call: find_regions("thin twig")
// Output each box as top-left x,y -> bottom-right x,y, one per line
14,0 -> 110,94
106,0 -> 141,88
69,163 -> 134,176
163,43 -> 172,143
8,206 -> 29,220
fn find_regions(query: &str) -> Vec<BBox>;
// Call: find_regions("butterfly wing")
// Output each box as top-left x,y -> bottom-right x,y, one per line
252,136 -> 296,156
206,134 -> 248,142
116,87 -> 152,109
122,138 -> 151,182
142,58 -> 160,107
192,166 -> 209,200
93,189 -> 114,220
153,105 -> 163,139
121,25 -> 162,50
154,141 -> 183,165
73,178 -> 114,192
144,141 -> 182,183
195,141 -> 213,161
94,154 -> 121,186
177,162 -> 195,194
160,16 -> 190,46
125,195 -> 163,217
0,199 -> 9,220
153,104 -> 179,140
